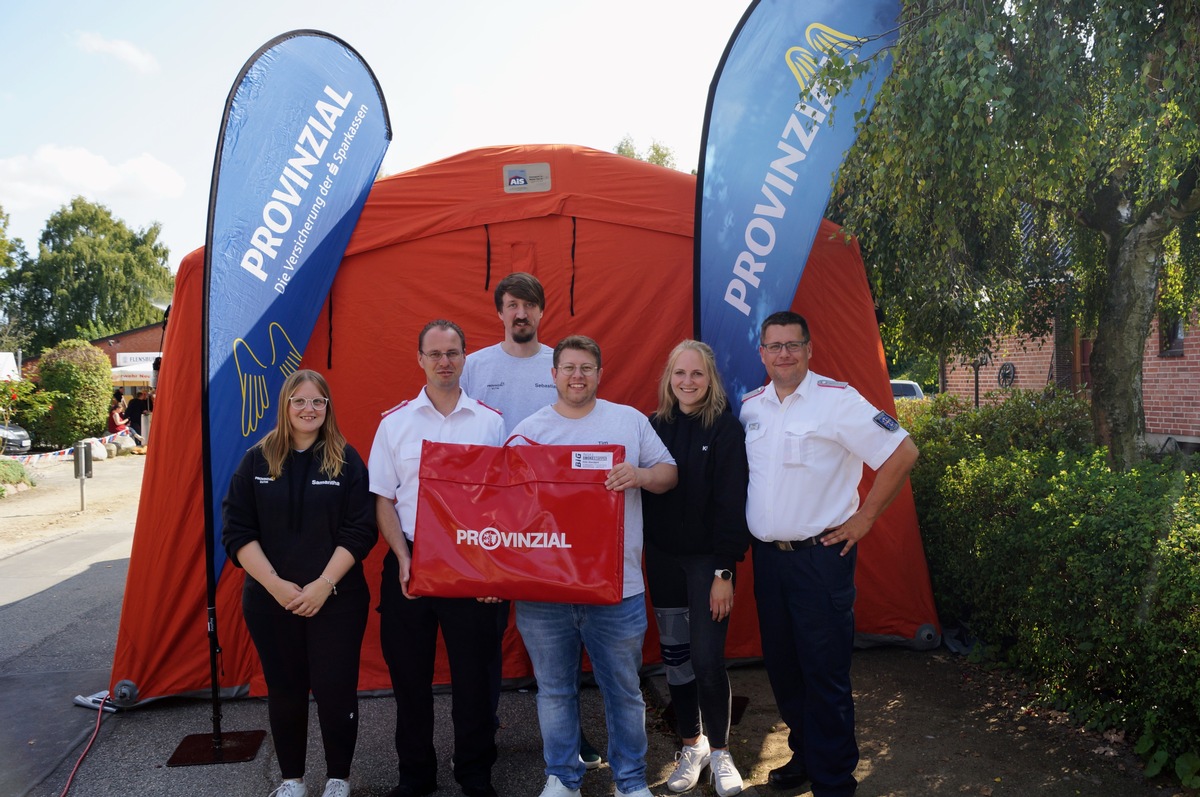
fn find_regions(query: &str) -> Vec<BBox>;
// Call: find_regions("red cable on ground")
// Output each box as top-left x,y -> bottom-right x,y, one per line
57,695 -> 109,797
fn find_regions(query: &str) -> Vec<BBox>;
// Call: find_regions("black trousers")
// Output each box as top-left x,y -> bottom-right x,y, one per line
243,587 -> 369,780
379,550 -> 501,791
753,540 -> 859,797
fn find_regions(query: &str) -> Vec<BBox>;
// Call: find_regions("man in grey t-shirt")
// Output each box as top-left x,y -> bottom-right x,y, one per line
461,272 -> 556,436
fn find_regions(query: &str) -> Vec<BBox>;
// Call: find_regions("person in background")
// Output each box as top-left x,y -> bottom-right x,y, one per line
125,390 -> 148,442
460,272 -> 604,770
107,396 -> 135,441
642,340 -> 750,796
222,369 -> 377,797
741,311 -> 918,797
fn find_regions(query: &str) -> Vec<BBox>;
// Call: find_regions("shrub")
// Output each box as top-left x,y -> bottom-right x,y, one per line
2,374 -> 60,430
896,389 -> 1094,626
25,340 -> 111,448
0,457 -> 32,494
901,387 -> 1200,787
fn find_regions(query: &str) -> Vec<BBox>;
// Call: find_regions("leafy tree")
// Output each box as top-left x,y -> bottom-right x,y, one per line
613,135 -> 678,169
0,206 -> 33,353
5,198 -> 173,354
26,339 -> 111,447
829,1 -> 1200,469
615,134 -> 639,160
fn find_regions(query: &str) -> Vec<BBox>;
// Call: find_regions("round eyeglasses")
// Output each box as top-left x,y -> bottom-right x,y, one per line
288,397 -> 329,410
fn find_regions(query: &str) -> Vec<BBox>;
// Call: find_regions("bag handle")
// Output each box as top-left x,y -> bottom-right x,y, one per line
504,434 -> 540,447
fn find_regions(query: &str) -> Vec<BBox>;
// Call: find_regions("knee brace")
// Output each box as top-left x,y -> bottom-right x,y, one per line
654,607 -> 695,686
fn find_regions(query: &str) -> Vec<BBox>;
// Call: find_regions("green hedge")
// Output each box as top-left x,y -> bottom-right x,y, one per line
26,340 -> 111,448
897,390 -> 1200,787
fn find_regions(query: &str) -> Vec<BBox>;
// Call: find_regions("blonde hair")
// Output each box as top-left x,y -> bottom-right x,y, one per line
258,369 -> 347,479
655,340 -> 728,428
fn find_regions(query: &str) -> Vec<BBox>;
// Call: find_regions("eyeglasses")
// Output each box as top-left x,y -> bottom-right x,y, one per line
288,397 -> 329,410
421,349 -> 463,361
760,340 -> 810,354
555,363 -> 598,376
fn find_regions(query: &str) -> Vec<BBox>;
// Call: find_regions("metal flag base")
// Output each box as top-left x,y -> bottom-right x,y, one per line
167,729 -> 266,767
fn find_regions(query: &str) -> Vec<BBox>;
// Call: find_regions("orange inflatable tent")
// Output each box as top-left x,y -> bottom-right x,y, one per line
110,144 -> 938,702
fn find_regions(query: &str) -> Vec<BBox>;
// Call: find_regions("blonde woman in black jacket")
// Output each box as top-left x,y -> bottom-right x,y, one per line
223,369 -> 377,797
643,340 -> 751,797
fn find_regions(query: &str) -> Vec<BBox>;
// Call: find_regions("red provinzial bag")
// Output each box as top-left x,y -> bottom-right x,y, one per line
408,436 -> 625,604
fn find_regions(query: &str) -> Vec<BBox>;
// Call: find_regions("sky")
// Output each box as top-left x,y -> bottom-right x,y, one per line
0,0 -> 750,268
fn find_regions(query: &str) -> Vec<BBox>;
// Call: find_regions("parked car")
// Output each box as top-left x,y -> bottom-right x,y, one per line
890,380 -> 926,400
1,421 -> 32,455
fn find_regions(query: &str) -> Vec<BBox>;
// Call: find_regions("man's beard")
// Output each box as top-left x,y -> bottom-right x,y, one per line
511,324 -> 535,344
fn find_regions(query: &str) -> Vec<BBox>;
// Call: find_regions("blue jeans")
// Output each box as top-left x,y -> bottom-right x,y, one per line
515,596 -> 649,792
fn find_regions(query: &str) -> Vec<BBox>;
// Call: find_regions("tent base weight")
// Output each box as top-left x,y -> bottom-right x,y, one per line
167,729 -> 266,767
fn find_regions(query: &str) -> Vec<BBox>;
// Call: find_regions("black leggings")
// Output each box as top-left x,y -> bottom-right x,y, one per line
243,589 -> 369,780
645,547 -> 733,748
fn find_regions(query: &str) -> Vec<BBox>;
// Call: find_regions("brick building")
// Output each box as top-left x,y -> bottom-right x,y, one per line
943,313 -> 1200,452
87,321 -> 167,367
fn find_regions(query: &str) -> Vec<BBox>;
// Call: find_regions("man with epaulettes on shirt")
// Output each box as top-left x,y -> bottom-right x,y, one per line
740,311 -> 918,797
369,319 -> 505,797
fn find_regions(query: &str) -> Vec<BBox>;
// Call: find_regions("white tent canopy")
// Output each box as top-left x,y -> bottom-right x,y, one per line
112,362 -> 155,386
1,352 -> 19,381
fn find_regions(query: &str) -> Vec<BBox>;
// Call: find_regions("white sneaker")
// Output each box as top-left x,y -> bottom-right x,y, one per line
321,778 -> 351,797
615,787 -> 653,797
539,775 -> 581,797
709,749 -> 744,797
666,734 -> 711,792
269,781 -> 307,797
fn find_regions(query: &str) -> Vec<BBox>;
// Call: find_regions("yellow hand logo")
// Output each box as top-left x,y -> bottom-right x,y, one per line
786,23 -> 864,92
232,322 -> 302,437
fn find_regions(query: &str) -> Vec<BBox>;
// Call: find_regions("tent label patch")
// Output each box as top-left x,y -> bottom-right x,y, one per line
504,162 -> 552,193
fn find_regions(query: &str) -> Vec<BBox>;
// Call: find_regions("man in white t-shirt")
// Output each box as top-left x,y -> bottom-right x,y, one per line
511,335 -> 677,797
369,320 -> 506,797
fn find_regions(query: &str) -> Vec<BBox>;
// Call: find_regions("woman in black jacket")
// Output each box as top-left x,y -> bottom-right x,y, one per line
643,340 -> 750,797
223,369 -> 376,797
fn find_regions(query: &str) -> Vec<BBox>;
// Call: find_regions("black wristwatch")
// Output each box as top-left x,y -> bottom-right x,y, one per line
714,569 -> 733,581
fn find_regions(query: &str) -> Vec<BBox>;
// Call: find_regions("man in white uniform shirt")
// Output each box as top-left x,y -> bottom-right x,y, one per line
740,311 -> 918,797
511,335 -> 677,797
369,320 -> 505,797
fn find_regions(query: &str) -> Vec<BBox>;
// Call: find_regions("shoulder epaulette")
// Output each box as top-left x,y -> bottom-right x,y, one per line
741,385 -> 767,403
381,399 -> 409,417
474,399 -> 503,416
817,379 -> 848,389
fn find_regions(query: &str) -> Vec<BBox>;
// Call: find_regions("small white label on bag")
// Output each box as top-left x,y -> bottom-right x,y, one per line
572,451 -> 613,470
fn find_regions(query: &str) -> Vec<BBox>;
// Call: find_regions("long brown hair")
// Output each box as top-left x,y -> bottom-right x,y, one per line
258,369 -> 347,479
655,339 -> 728,428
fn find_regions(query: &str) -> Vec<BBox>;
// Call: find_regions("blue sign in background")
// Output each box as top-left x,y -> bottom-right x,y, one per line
696,0 -> 899,405
204,31 -> 391,579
